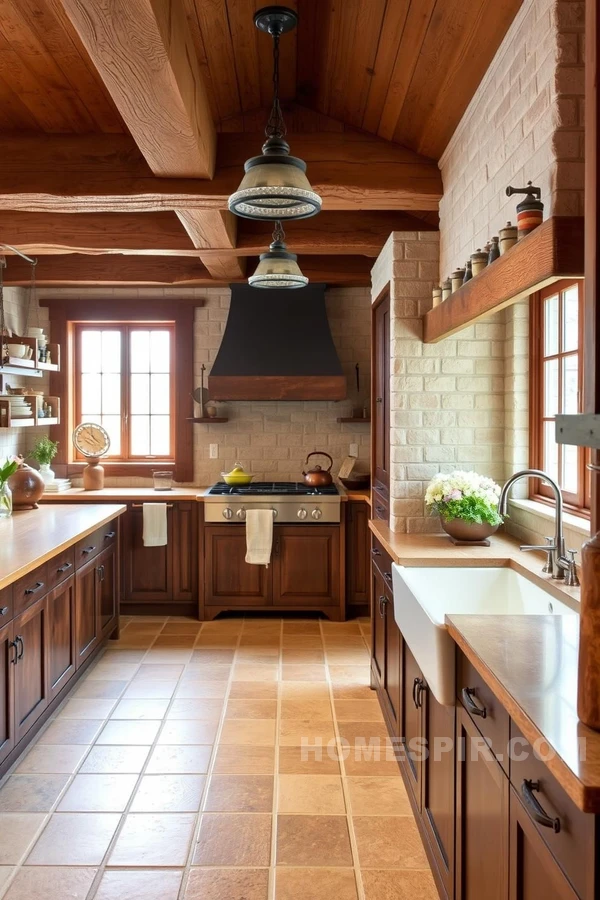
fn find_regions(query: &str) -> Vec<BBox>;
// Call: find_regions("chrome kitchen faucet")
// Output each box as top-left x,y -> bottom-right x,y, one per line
498,469 -> 579,585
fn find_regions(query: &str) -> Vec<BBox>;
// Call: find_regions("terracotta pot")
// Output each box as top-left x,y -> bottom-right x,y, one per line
8,463 -> 45,509
440,517 -> 499,543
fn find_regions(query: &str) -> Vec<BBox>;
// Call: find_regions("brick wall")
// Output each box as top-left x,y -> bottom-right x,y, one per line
438,0 -> 585,278
38,286 -> 371,486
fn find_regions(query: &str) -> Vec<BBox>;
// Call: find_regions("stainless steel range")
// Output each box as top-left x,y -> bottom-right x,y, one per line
204,481 -> 341,524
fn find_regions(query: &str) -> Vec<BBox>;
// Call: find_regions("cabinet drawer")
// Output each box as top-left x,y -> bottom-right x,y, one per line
371,535 -> 393,589
457,652 -> 510,772
75,520 -> 118,567
510,724 -> 595,899
47,548 -> 75,592
13,563 -> 48,614
0,584 -> 12,623
372,488 -> 389,522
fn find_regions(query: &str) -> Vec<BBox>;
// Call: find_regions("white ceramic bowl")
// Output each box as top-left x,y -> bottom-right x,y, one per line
6,343 -> 27,358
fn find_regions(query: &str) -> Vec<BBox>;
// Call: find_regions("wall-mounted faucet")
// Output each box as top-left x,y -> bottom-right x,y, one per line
498,469 -> 579,585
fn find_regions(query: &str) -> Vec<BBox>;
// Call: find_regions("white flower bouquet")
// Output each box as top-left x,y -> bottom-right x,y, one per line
425,470 -> 503,527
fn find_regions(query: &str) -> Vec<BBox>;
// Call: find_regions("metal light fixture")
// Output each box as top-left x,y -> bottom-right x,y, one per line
248,221 -> 308,289
228,6 -> 322,221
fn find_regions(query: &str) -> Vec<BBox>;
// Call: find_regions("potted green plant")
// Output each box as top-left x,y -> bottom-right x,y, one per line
0,456 -> 20,517
425,470 -> 503,543
30,436 -> 59,485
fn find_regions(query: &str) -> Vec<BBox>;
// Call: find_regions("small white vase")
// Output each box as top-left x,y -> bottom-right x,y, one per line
39,463 -> 55,485
0,481 -> 12,517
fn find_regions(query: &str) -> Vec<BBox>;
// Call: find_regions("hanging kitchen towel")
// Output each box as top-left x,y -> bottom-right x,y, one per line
245,508 -> 274,566
142,503 -> 168,547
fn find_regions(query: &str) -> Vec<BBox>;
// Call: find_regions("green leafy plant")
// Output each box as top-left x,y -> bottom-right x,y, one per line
425,470 -> 503,527
0,456 -> 20,486
30,436 -> 59,466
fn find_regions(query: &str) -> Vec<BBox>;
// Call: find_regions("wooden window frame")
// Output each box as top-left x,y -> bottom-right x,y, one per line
45,298 -> 195,482
529,279 -> 590,517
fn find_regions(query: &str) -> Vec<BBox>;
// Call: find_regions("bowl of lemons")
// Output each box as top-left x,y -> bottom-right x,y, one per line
221,462 -> 254,486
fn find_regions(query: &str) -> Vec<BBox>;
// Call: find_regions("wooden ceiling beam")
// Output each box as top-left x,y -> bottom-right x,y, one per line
175,209 -> 245,279
0,133 -> 442,213
57,0 -> 216,178
1,253 -> 371,286
0,210 -> 437,257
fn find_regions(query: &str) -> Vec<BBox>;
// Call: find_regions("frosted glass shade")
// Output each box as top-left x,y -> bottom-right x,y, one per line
229,158 -> 322,220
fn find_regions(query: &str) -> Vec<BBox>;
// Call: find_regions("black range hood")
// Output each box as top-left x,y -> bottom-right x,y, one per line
208,284 -> 347,401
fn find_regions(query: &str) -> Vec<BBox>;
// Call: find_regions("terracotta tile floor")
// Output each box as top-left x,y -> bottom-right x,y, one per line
0,615 -> 437,900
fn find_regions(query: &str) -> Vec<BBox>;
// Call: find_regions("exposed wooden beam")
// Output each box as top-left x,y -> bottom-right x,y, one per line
0,210 -> 436,257
2,253 -> 372,286
175,209 -> 245,279
58,0 -> 216,178
0,134 -> 442,213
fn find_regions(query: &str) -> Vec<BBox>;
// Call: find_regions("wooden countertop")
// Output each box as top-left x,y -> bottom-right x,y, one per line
0,503 -> 126,590
446,614 -> 600,813
41,487 -> 209,502
369,522 -> 581,609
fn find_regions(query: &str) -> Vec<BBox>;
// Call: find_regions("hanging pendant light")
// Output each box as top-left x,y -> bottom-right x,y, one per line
248,221 -> 308,288
228,7 -> 322,221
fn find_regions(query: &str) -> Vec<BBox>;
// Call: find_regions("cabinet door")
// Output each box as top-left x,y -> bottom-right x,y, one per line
373,292 -> 390,499
422,687 -> 456,899
456,706 -> 508,900
346,501 -> 369,610
401,641 -> 424,809
47,576 -> 76,699
371,564 -> 386,688
75,557 -> 99,667
205,526 -> 271,608
509,787 -> 578,900
13,598 -> 49,743
272,526 -> 340,610
122,504 -> 173,602
172,502 -> 198,601
97,545 -> 117,638
0,620 -> 15,767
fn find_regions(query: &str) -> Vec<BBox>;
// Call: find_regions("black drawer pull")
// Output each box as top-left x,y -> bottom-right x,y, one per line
15,635 -> 24,660
375,506 -> 385,514
24,581 -> 44,596
371,547 -> 381,557
81,545 -> 96,555
413,677 -> 425,709
0,606 -> 8,616
104,531 -> 116,539
378,595 -> 387,618
57,562 -> 73,573
384,571 -> 393,583
8,639 -> 18,665
521,780 -> 561,833
462,687 -> 487,718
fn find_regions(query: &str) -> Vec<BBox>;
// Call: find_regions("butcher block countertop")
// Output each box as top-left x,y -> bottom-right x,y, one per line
0,503 -> 126,590
446,614 -> 600,813
40,485 -> 371,504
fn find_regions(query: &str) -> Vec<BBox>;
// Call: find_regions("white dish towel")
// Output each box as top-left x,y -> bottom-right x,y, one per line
142,503 -> 168,547
245,508 -> 274,567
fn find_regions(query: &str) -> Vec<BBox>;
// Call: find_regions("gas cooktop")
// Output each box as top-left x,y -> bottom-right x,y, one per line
208,481 -> 339,496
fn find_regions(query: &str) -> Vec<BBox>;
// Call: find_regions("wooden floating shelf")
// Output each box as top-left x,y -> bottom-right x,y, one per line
187,417 -> 229,423
0,338 -> 61,375
0,394 -> 60,429
423,216 -> 585,343
337,417 -> 371,423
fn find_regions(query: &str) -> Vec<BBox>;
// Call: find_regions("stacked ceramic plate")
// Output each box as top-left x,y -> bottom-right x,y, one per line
3,396 -> 34,418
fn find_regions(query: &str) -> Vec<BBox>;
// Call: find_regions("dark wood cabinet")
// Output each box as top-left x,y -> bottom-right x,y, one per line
372,290 -> 390,522
97,545 -> 118,638
0,620 -> 15,767
401,641 -> 425,808
13,597 -> 49,743
456,705 -> 509,900
272,526 -> 340,611
370,537 -> 401,734
345,500 -> 370,615
371,564 -> 386,687
47,576 -> 76,699
204,525 -> 271,608
422,688 -> 456,899
75,555 -> 100,667
509,787 -> 579,900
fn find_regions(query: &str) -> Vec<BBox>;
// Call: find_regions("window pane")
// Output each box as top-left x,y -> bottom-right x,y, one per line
131,374 -> 150,414
562,354 -> 579,414
544,420 -> 559,483
101,416 -> 121,456
562,286 -> 579,352
130,331 -> 150,373
81,331 -> 102,373
150,330 -> 170,373
562,443 -> 578,494
544,359 -> 559,416
101,331 -> 121,373
150,416 -> 170,455
544,294 -> 559,355
81,374 -> 101,414
102,374 -> 121,415
150,374 -> 170,414
131,415 -> 150,455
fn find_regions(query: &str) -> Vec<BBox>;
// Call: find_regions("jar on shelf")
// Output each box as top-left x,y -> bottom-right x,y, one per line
462,261 -> 473,284
488,236 -> 500,263
499,221 -> 518,254
451,268 -> 465,293
470,249 -> 488,276
441,278 -> 452,302
506,182 -> 544,238
432,286 -> 442,306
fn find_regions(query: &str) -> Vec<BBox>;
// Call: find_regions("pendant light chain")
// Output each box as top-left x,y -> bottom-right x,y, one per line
265,31 -> 286,140
273,220 -> 285,244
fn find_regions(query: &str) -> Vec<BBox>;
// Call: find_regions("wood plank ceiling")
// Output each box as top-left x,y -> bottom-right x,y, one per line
0,0 -> 523,286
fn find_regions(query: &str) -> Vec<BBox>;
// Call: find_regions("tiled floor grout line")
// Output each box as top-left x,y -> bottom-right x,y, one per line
176,619 -> 244,899
321,621 -> 367,900
267,618 -> 283,900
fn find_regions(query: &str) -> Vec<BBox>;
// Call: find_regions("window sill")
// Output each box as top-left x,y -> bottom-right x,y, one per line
56,461 -> 176,479
508,498 -> 591,536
